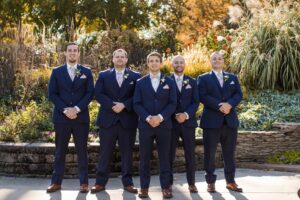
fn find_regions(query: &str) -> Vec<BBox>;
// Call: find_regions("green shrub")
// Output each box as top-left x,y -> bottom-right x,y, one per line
238,90 -> 300,130
230,1 -> 300,91
267,149 -> 300,165
0,98 -> 53,142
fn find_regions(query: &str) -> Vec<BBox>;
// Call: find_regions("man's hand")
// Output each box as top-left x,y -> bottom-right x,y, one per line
148,115 -> 161,128
64,107 -> 77,119
219,102 -> 232,115
175,113 -> 187,123
112,102 -> 125,113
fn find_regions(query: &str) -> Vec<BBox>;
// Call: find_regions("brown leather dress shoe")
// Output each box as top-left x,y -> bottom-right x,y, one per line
46,184 -> 61,193
162,188 -> 173,199
226,182 -> 243,192
207,183 -> 216,193
189,185 -> 198,193
80,184 -> 89,193
124,185 -> 138,193
91,184 -> 105,193
138,188 -> 149,198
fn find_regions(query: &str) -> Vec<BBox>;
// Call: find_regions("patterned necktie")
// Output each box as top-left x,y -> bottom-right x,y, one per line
116,71 -> 123,87
176,77 -> 182,92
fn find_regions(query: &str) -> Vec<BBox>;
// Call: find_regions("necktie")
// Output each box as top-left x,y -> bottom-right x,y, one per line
176,77 -> 182,92
217,72 -> 223,87
116,72 -> 123,87
69,67 -> 75,81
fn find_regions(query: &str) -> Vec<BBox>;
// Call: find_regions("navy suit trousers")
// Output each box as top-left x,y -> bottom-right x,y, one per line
203,125 -> 237,184
139,127 -> 172,189
170,125 -> 196,185
51,123 -> 89,185
95,122 -> 136,187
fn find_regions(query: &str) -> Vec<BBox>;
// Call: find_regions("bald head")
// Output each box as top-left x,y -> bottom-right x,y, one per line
172,55 -> 186,75
210,51 -> 224,71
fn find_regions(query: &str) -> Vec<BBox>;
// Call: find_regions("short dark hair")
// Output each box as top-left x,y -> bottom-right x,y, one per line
147,52 -> 162,63
65,42 -> 79,51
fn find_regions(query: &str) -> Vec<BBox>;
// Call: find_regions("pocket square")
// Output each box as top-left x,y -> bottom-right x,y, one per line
230,81 -> 235,85
163,84 -> 170,89
80,74 -> 87,79
185,84 -> 192,89
129,81 -> 134,85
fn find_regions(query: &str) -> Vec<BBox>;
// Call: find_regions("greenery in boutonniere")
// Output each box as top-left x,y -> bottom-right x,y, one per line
75,68 -> 81,77
160,77 -> 165,84
123,73 -> 129,79
224,75 -> 229,82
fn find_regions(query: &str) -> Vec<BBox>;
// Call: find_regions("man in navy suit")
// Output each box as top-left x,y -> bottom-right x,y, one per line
47,42 -> 94,193
133,52 -> 177,199
169,55 -> 199,193
197,51 -> 243,193
91,49 -> 141,194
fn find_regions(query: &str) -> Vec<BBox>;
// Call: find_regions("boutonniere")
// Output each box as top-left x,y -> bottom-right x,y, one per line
123,73 -> 129,79
75,68 -> 81,77
183,79 -> 190,86
160,77 -> 165,85
224,75 -> 229,82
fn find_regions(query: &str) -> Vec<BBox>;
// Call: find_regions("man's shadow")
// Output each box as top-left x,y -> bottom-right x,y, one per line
95,191 -> 111,200
208,191 -> 226,200
49,191 -> 61,200
229,190 -> 249,200
76,192 -> 88,200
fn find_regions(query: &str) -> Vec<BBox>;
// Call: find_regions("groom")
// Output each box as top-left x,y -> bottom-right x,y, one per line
47,42 -> 94,193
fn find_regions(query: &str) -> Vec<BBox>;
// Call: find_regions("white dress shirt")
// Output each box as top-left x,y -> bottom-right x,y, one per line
115,68 -> 125,87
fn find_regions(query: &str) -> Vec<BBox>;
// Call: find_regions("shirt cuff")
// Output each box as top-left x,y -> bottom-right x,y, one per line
184,112 -> 189,120
74,106 -> 81,113
158,114 -> 164,122
146,115 -> 151,122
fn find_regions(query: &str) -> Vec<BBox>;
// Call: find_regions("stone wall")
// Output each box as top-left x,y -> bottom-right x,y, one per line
0,122 -> 299,178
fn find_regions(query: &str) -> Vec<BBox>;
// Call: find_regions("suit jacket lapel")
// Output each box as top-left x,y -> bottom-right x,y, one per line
170,74 -> 181,95
62,64 -> 73,88
146,75 -> 156,95
156,73 -> 165,94
120,68 -> 130,97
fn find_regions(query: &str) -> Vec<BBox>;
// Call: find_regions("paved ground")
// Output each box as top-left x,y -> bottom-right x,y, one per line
0,168 -> 299,200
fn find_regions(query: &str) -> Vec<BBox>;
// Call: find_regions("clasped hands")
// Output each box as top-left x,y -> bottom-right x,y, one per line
147,115 -> 162,128
64,107 -> 78,119
218,102 -> 232,115
175,113 -> 188,123
112,102 -> 125,113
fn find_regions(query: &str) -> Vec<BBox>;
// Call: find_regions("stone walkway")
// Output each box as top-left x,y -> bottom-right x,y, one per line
0,168 -> 299,200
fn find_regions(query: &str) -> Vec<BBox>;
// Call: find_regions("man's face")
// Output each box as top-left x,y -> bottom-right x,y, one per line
210,53 -> 224,70
172,56 -> 186,74
113,51 -> 128,68
64,45 -> 80,64
147,56 -> 161,73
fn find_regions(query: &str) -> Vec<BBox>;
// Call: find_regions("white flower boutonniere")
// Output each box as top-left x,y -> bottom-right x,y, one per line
123,73 -> 129,79
75,68 -> 81,77
183,79 -> 190,86
160,77 -> 166,85
224,75 -> 229,82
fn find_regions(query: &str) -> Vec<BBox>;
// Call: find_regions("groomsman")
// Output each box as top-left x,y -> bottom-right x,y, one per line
197,51 -> 243,193
133,52 -> 177,199
47,42 -> 94,193
92,49 -> 141,194
169,55 -> 199,193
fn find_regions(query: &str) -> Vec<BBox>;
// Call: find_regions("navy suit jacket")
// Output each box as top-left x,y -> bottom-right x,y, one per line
197,71 -> 243,129
48,64 -> 94,124
95,68 -> 141,129
133,73 -> 177,129
170,74 -> 199,128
